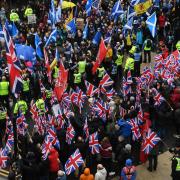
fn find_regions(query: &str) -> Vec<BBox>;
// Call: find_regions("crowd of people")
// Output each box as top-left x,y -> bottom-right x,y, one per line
0,0 -> 180,180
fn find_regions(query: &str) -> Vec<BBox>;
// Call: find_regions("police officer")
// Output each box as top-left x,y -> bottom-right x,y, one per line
24,5 -> 33,18
22,75 -> 30,103
115,50 -> 124,81
13,95 -> 28,115
78,58 -> 86,74
176,41 -> 180,51
0,76 -> 9,108
171,140 -> 180,180
10,9 -> 19,22
52,64 -> 59,79
35,97 -> 46,115
0,103 -> 7,147
97,65 -> 105,86
143,38 -> 152,63
45,88 -> 52,110
134,46 -> 142,77
124,52 -> 135,77
73,68 -> 82,89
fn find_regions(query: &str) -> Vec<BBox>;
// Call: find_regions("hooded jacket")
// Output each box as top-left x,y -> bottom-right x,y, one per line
95,168 -> 107,180
80,168 -> 94,180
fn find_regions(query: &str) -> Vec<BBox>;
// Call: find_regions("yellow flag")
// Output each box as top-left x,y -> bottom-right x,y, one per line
134,0 -> 152,15
50,58 -> 57,70
64,9 -> 74,28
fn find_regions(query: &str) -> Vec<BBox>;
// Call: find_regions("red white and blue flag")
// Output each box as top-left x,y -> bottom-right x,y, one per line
65,149 -> 84,175
99,72 -> 114,89
3,27 -> 22,94
66,122 -> 75,145
85,80 -> 99,97
16,114 -> 28,135
42,135 -> 53,160
47,127 -> 60,149
106,88 -> 115,100
127,70 -> 133,84
128,118 -> 141,141
154,92 -> 165,106
89,132 -> 100,154
122,77 -> 132,96
83,118 -> 89,141
0,149 -> 8,168
119,105 -> 127,118
142,129 -> 160,154
137,105 -> 144,125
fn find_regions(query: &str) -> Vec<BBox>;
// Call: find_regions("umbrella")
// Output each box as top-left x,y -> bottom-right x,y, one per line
62,1 -> 76,9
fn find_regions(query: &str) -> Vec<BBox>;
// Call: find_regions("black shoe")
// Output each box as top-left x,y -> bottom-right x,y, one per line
147,167 -> 152,172
154,167 -> 157,171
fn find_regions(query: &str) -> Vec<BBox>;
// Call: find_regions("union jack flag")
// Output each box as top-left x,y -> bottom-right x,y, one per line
141,67 -> 154,85
122,77 -> 132,97
142,129 -> 160,154
30,103 -> 39,120
89,132 -> 100,154
60,92 -> 71,108
0,149 -> 8,168
85,80 -> 99,97
70,88 -> 87,113
127,70 -> 133,84
99,72 -> 114,89
44,48 -> 51,83
3,27 -> 22,94
5,133 -> 14,152
83,118 -> 89,140
154,92 -> 165,106
47,127 -> 60,149
65,149 -> 84,175
128,118 -> 141,141
106,88 -> 115,100
16,114 -> 28,135
66,122 -> 75,145
154,54 -> 163,62
42,136 -> 53,160
137,104 -> 144,125
119,105 -> 127,118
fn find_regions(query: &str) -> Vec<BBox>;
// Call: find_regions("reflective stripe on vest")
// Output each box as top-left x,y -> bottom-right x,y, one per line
97,67 -> 105,77
0,81 -> 9,96
10,12 -> 19,21
23,80 -> 29,92
46,90 -> 52,98
36,99 -> 45,111
176,158 -> 180,171
78,61 -> 86,73
0,111 -> 6,120
115,55 -> 123,66
74,73 -> 81,83
25,8 -> 33,17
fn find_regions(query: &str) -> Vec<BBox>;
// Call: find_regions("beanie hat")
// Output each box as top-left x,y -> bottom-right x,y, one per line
126,159 -> 132,166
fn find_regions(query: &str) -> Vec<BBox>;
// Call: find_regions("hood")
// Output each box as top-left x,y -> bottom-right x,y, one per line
97,168 -> 107,176
84,168 -> 90,176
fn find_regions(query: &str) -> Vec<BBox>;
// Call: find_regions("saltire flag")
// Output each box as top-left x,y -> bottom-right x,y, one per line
0,149 -> 8,168
5,21 -> 18,37
111,0 -> 124,20
134,0 -> 152,15
130,0 -> 140,6
85,0 -> 93,16
56,5 -> 62,23
70,88 -> 87,113
92,31 -> 102,45
47,127 -> 60,149
35,33 -> 43,59
66,122 -> 75,145
65,149 -> 84,175
128,118 -> 141,141
16,114 -> 28,135
42,135 -> 53,160
49,0 -> 56,27
89,132 -> 100,154
127,5 -> 136,20
85,80 -> 99,97
83,118 -> 89,140
54,61 -> 68,101
104,32 -> 112,44
146,12 -> 157,38
142,129 -> 160,154
83,21 -> 88,39
123,17 -> 133,31
92,38 -> 107,74
44,29 -> 57,47
3,27 -> 22,95
127,70 -> 133,84
92,0 -> 100,10
119,105 -> 127,118
66,18 -> 76,34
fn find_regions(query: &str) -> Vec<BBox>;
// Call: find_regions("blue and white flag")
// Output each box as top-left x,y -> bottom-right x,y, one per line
56,6 -> 62,23
55,47 -> 60,61
104,32 -> 112,44
83,22 -> 88,39
92,0 -> 100,10
35,34 -> 43,59
146,12 -> 157,38
49,0 -> 56,27
0,23 -> 4,40
111,1 -> 124,20
124,17 -> 133,31
66,18 -> 76,34
15,44 -> 36,65
5,21 -> 18,37
92,31 -> 101,45
86,0 -> 93,16
130,0 -> 140,6
44,29 -> 57,47
127,6 -> 136,20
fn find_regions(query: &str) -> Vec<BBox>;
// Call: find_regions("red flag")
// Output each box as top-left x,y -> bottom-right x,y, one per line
92,38 -> 107,74
44,48 -> 52,83
54,61 -> 68,101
